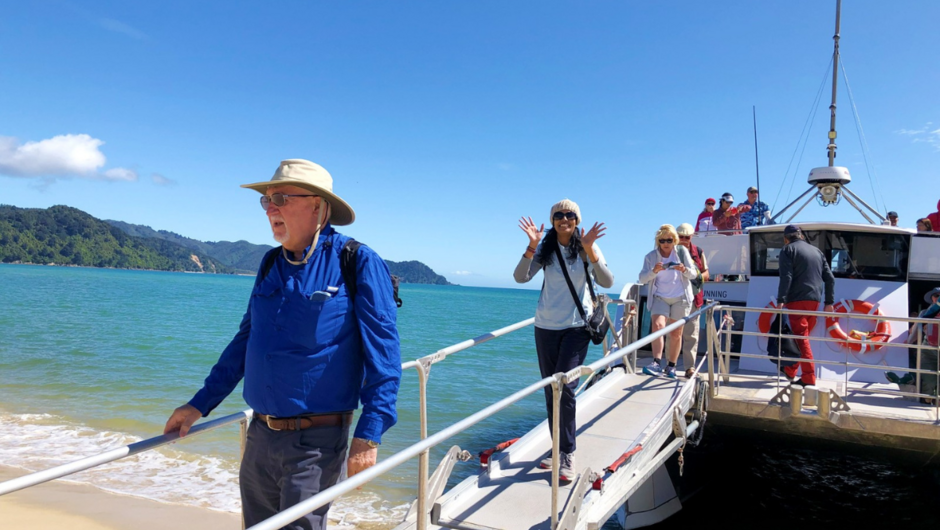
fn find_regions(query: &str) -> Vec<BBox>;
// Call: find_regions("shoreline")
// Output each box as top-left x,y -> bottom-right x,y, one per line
0,465 -> 241,530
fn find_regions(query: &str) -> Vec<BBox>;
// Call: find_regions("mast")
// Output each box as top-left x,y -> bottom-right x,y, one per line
826,0 -> 842,166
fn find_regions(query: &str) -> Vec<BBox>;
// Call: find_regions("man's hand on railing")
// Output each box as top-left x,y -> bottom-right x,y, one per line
164,404 -> 202,437
824,304 -> 834,312
347,438 -> 378,485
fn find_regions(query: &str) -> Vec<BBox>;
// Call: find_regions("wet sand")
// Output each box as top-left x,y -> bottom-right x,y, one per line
0,465 -> 240,530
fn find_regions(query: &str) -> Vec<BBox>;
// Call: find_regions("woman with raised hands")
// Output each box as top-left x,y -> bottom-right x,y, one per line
513,199 -> 614,485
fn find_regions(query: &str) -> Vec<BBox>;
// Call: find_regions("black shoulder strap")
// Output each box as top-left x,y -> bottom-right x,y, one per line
554,243 -> 589,322
256,246 -> 281,286
341,239 -> 361,299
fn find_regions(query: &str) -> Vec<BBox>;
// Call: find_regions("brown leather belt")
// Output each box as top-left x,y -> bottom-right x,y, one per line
253,412 -> 352,431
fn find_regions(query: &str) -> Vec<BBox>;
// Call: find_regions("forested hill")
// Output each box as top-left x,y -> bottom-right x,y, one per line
0,205 -> 231,273
109,219 -> 453,284
386,261 -> 450,285
107,220 -> 272,274
0,205 -> 453,283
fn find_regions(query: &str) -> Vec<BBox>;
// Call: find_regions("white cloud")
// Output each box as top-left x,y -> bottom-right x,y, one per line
895,123 -> 940,150
0,134 -> 139,183
103,168 -> 139,182
98,18 -> 148,40
453,270 -> 473,275
151,173 -> 177,186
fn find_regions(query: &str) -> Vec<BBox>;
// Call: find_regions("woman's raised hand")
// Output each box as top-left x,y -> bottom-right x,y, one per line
581,222 -> 606,248
518,216 -> 544,247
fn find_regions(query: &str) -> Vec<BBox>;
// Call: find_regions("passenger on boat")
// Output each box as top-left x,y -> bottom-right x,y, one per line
164,159 -> 402,530
886,211 -> 899,227
738,186 -> 773,229
638,224 -> 699,379
889,287 -> 940,401
675,223 -> 708,378
927,199 -> 940,232
711,193 -> 750,235
916,217 -> 933,233
695,198 -> 717,234
776,225 -> 835,386
514,199 -> 613,484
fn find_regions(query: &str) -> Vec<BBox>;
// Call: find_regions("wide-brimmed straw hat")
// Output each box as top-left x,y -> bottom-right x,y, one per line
241,159 -> 356,226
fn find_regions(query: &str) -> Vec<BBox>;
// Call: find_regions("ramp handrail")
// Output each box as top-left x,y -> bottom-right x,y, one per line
0,296 -> 660,530
706,304 -> 940,418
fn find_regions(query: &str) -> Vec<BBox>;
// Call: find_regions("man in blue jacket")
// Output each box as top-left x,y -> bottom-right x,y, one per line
164,159 -> 402,530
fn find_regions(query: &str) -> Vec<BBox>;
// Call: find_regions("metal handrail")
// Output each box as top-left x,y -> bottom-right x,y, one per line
249,301 -> 717,530
0,410 -> 253,496
706,303 -> 940,413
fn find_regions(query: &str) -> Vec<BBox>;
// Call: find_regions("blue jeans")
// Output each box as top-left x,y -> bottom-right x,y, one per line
240,418 -> 350,530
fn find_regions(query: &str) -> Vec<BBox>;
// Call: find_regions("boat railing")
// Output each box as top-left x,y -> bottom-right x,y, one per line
0,297 -> 652,530
704,304 -> 940,419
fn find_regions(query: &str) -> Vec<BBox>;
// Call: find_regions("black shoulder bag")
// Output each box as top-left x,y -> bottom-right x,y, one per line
554,244 -> 609,345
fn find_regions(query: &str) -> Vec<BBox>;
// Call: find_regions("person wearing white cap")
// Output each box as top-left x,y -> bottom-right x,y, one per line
514,199 -> 614,484
711,192 -> 751,235
676,223 -> 708,378
164,159 -> 402,529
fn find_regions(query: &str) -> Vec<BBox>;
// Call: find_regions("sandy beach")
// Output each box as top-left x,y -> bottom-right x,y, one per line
0,465 -> 240,530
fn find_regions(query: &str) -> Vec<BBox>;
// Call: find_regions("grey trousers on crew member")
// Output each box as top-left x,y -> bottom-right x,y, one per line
240,418 -> 350,530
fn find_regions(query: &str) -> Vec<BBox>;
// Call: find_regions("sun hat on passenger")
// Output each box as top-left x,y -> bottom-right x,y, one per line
720,193 -> 734,203
550,199 -> 581,225
241,159 -> 355,226
925,287 -> 940,304
677,223 -> 695,236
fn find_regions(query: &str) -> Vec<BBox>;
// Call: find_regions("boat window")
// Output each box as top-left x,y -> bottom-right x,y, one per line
824,231 -> 908,281
750,230 -> 822,276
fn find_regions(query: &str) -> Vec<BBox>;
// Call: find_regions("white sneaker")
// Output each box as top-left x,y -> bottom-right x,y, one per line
539,455 -> 553,469
559,452 -> 576,483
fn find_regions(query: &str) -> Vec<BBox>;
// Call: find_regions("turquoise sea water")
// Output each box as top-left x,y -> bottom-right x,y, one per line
0,264 -> 606,527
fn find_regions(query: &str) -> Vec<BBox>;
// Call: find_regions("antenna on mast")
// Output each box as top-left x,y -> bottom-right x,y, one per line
826,0 -> 842,166
752,106 -> 762,225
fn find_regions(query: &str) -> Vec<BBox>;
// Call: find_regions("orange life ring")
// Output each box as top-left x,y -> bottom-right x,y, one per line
758,301 -> 778,334
825,299 -> 891,353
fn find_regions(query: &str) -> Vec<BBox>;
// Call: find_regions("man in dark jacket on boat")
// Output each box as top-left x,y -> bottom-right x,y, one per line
776,225 -> 835,386
163,159 -> 402,530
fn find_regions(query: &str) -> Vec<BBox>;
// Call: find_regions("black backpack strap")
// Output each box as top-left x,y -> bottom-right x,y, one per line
341,239 -> 361,299
255,246 -> 281,287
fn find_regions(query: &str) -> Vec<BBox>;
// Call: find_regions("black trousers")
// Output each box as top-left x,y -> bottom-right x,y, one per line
534,326 -> 591,454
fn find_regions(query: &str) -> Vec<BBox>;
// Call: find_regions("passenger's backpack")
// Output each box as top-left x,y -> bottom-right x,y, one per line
257,239 -> 402,308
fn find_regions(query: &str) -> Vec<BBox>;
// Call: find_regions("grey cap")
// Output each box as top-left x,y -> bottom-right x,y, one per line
887,211 -> 898,218
926,287 -> 940,304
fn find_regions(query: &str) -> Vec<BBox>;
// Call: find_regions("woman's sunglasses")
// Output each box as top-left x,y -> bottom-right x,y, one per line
552,211 -> 578,221
658,238 -> 674,244
260,193 -> 318,210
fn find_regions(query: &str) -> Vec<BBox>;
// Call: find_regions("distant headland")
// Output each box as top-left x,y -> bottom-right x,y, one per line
0,204 -> 452,285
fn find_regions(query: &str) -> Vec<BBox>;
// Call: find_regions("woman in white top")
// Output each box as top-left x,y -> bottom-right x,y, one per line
513,199 -> 614,484
637,224 -> 698,379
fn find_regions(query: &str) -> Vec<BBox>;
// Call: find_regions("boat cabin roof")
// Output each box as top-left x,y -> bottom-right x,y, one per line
747,222 -> 915,236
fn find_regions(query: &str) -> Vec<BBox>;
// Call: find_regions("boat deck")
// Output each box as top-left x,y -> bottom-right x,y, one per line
426,369 -> 689,530
708,364 -> 940,455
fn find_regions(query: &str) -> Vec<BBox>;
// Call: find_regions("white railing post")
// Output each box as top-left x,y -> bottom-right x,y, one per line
550,374 -> 563,530
415,360 -> 430,530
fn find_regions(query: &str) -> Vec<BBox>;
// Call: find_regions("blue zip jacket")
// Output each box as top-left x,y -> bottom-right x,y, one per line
188,224 -> 402,443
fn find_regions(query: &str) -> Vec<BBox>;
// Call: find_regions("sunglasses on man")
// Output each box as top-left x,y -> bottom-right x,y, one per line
260,193 -> 318,210
552,211 -> 578,221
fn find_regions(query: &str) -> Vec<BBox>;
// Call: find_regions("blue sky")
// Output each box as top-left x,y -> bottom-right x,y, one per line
2,1 -> 938,289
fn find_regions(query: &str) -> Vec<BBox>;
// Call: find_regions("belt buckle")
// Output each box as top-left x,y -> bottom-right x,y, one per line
265,416 -> 283,431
